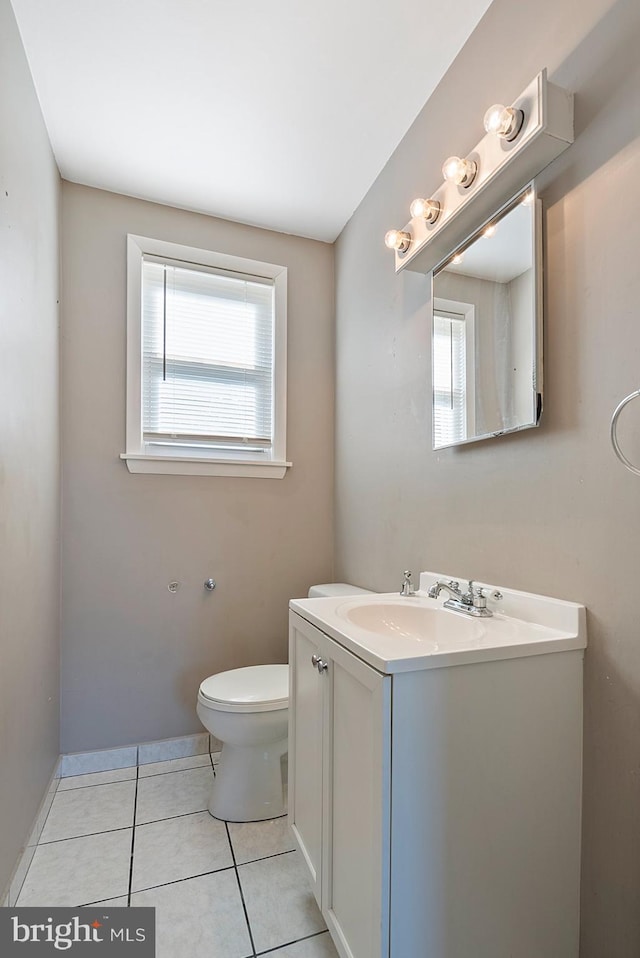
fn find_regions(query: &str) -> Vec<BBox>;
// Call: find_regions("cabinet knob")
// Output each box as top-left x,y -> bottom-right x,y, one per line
311,653 -> 328,674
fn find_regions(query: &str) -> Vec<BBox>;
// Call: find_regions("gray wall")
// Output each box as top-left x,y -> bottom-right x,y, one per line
334,0 -> 640,954
0,0 -> 60,898
60,184 -> 334,753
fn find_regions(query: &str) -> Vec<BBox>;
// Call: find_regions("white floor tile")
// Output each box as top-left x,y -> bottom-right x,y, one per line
265,932 -> 339,957
135,766 -> 213,825
138,754 -> 211,778
9,844 -> 38,906
131,871 -> 252,958
228,817 -> 296,865
17,757 -> 326,958
17,830 -> 132,906
132,811 -> 233,891
239,850 -> 326,954
82,897 -> 129,908
58,767 -> 137,790
40,781 -> 136,843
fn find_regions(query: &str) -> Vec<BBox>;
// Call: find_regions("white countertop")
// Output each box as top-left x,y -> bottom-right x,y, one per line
290,577 -> 586,675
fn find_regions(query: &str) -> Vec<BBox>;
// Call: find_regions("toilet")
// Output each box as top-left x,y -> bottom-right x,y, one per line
197,664 -> 289,822
196,582 -> 372,822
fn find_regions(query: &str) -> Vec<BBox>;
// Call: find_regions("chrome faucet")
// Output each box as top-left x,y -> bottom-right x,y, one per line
400,570 -> 416,596
429,579 -> 466,602
427,578 -> 493,617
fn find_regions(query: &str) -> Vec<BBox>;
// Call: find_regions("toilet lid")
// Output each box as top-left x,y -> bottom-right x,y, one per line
199,665 -> 289,713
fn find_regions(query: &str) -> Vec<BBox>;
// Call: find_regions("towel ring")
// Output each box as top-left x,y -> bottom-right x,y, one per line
610,389 -> 640,476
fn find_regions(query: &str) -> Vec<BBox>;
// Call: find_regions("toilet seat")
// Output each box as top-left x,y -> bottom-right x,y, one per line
199,664 -> 288,713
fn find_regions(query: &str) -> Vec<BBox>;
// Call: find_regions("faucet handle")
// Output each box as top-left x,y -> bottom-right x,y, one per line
400,571 -> 415,596
469,581 -> 487,610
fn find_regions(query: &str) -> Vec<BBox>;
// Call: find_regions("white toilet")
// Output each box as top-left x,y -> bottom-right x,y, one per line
197,582 -> 372,822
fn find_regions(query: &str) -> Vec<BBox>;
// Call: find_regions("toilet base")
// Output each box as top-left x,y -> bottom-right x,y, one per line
208,738 -> 287,822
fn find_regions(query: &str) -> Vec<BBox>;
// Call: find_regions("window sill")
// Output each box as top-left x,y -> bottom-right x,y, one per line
120,453 -> 291,479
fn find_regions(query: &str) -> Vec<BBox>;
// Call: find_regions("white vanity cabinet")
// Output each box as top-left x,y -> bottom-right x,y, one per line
288,584 -> 585,958
288,612 -> 391,958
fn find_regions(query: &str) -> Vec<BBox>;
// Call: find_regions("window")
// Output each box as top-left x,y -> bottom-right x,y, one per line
432,298 -> 475,448
122,236 -> 289,477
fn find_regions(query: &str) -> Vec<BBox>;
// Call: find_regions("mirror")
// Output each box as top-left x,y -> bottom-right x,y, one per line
431,187 -> 541,449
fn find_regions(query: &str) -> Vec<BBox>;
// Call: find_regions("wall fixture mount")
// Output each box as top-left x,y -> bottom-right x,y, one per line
385,69 -> 573,274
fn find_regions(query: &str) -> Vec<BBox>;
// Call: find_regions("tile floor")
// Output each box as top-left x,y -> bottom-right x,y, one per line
16,753 -> 338,958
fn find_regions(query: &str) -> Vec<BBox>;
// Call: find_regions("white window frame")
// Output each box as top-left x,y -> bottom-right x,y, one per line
433,297 -> 476,448
121,235 -> 290,478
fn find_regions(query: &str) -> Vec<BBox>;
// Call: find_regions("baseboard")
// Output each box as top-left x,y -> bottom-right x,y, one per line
2,759 -> 61,907
58,732 -> 221,778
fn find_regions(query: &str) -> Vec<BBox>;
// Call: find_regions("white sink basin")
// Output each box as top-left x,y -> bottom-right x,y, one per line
290,575 -> 587,674
339,600 -> 483,650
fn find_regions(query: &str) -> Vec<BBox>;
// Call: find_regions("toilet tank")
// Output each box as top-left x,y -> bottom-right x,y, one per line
308,583 -> 373,598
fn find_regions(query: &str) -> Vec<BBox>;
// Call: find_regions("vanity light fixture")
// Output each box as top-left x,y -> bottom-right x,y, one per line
409,197 -> 441,224
387,70 -> 573,274
384,229 -> 412,253
483,103 -> 524,141
442,155 -> 477,188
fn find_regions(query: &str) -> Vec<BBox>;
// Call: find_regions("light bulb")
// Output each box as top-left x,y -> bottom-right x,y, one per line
483,224 -> 497,238
483,103 -> 524,141
409,197 -> 441,224
442,155 -> 477,188
384,229 -> 411,253
451,253 -> 464,265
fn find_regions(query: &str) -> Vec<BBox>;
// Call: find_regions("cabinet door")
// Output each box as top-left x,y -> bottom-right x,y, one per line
288,613 -> 325,904
322,638 -> 391,958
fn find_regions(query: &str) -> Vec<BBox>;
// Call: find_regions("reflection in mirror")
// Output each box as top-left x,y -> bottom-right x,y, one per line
432,187 -> 541,449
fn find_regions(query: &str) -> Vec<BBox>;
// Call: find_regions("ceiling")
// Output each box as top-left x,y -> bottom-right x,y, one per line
10,0 -> 494,242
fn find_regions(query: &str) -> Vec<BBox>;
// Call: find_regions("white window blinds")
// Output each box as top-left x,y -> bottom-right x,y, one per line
141,257 -> 275,451
433,311 -> 467,447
